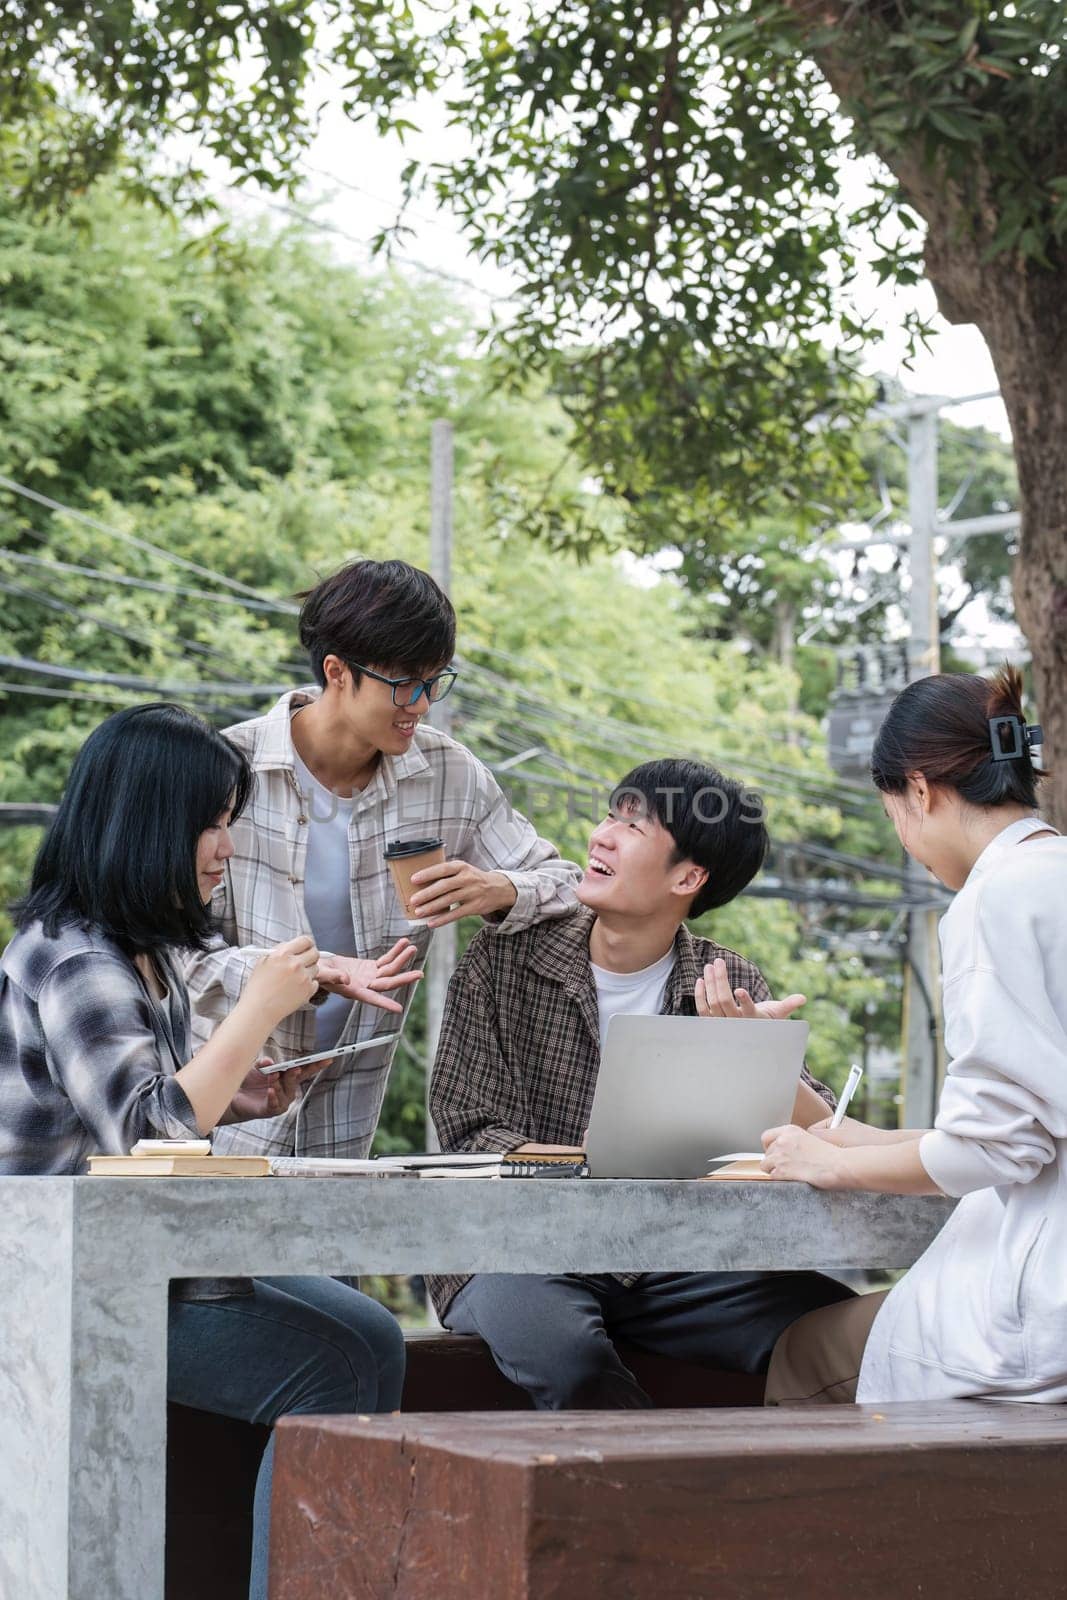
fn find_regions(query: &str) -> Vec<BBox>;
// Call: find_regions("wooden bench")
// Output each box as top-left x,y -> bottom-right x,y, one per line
165,1332 -> 762,1598
268,1404 -> 1067,1599
400,1328 -> 766,1410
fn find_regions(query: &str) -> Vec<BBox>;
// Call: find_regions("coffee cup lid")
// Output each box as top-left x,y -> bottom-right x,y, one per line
384,838 -> 445,860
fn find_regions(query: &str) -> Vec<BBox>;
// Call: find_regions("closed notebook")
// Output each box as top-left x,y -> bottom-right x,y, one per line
87,1154 -> 270,1177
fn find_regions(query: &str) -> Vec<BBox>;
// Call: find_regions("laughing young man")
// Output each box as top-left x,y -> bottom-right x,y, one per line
185,558 -> 581,1158
427,758 -> 853,1408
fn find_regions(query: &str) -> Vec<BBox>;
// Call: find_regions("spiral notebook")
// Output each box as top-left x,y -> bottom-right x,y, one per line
269,1151 -> 588,1178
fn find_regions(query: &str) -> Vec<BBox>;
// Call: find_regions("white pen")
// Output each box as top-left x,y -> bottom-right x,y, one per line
830,1064 -> 864,1129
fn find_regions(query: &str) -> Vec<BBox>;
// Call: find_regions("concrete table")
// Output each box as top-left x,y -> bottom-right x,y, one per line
0,1175 -> 954,1599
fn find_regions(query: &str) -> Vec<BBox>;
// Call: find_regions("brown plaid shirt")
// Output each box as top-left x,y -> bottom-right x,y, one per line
427,904 -> 835,1318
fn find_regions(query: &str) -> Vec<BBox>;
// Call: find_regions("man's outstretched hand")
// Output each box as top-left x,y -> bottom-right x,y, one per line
316,938 -> 424,1013
695,957 -> 806,1020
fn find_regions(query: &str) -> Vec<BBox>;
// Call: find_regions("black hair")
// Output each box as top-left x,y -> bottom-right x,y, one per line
611,758 -> 769,918
871,664 -> 1044,809
299,559 -> 456,688
13,703 -> 252,955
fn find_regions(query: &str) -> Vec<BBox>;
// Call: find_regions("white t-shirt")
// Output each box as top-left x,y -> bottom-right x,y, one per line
590,947 -> 676,1056
292,751 -> 357,1051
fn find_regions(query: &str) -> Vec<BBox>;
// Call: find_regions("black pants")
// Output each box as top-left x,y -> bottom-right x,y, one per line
447,1270 -> 854,1410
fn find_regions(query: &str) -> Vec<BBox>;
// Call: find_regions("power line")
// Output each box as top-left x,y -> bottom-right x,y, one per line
7,646 -> 887,855
0,688 -> 921,908
456,699 -> 917,896
456,701 -> 879,830
3,529 -> 869,808
456,666 -> 878,814
459,694 -> 874,820
747,878 -> 945,912
0,680 -> 143,709
464,639 -> 824,756
300,164 -> 453,237
0,546 -> 309,682
0,653 -> 291,699
223,185 -> 509,305
0,802 -> 56,827
0,574 -> 271,683
776,839 -> 914,886
0,549 -> 296,613
0,679 -> 269,722
3,671 -> 908,906
0,472 -> 299,614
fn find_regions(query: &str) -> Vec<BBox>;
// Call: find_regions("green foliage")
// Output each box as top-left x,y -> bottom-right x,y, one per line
822,0 -> 1067,267
0,6 -> 320,200
0,176 -> 903,1137
2,4 -> 1063,570
2,5 -> 1060,701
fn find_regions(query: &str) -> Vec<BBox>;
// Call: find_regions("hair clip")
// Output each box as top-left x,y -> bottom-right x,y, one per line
989,716 -> 1043,762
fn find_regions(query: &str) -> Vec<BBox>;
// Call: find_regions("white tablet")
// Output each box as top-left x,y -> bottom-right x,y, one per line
257,1034 -> 399,1075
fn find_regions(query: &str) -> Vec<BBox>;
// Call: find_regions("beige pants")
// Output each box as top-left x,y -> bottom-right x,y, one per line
764,1288 -> 889,1405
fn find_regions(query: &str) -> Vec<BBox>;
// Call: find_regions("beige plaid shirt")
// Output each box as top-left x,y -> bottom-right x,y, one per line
184,689 -> 582,1157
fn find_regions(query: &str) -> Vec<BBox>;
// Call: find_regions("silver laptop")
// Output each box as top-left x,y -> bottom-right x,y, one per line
585,1014 -> 809,1179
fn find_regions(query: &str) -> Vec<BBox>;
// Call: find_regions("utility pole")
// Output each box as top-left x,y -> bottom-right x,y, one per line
901,403 -> 945,1126
425,419 -> 455,1151
825,387 -> 1022,1125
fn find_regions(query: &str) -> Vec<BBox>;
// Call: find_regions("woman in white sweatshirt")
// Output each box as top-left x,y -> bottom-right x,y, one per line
761,664 -> 1066,1405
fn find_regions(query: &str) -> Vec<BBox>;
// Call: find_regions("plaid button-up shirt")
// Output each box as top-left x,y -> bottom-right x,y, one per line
427,904 -> 835,1318
0,922 -> 197,1173
185,689 -> 582,1158
0,921 -> 244,1300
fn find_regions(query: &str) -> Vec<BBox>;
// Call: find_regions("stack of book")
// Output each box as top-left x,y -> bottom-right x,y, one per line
86,1143 -> 588,1180
87,1139 -> 270,1178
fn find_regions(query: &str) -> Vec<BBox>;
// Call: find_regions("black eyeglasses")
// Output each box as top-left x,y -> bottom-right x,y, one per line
350,663 -> 459,708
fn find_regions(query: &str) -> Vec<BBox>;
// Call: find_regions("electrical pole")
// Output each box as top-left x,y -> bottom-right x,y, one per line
425,419 -> 455,1152
901,403 -> 945,1126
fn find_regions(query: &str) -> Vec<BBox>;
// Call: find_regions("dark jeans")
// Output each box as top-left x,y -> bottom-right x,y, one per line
168,1276 -> 405,1600
447,1270 -> 854,1409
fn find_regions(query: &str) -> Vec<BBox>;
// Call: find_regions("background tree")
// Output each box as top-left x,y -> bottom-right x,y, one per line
363,0 -> 1064,808
3,2 -> 1058,808
0,173 -> 900,1120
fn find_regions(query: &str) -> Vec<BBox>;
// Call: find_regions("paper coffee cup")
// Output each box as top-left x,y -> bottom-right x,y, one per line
384,837 -> 446,918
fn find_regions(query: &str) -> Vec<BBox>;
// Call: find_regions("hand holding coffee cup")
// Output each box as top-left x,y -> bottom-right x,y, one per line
385,838 -> 519,928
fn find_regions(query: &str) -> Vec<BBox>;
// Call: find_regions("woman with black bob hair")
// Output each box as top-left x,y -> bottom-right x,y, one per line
758,665 -> 1067,1406
0,704 -> 405,1599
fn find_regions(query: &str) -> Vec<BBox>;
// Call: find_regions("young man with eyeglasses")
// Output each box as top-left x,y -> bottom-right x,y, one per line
184,559 -> 582,1159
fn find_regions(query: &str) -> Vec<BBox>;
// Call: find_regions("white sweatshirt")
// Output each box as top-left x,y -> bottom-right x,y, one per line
859,816 -> 1067,1403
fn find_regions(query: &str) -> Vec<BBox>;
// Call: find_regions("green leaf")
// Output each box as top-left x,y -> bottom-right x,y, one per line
957,16 -> 980,56
925,106 -> 984,143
